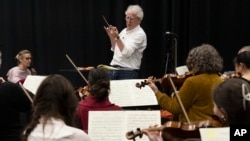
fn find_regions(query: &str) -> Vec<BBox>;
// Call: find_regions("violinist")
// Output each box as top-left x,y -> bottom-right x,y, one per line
21,74 -> 91,141
147,44 -> 223,123
76,68 -> 123,133
233,50 -> 250,82
7,49 -> 37,84
220,45 -> 250,80
142,78 -> 250,141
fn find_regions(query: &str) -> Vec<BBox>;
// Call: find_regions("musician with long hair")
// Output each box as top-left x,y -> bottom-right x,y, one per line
21,74 -> 91,141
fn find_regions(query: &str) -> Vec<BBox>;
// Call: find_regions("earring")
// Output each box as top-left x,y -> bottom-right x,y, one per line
219,108 -> 228,126
220,115 -> 226,122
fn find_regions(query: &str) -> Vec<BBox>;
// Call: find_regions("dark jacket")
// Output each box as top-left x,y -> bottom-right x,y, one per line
0,82 -> 32,141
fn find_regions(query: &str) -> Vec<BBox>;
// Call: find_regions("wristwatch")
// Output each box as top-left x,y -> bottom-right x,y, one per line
114,36 -> 120,41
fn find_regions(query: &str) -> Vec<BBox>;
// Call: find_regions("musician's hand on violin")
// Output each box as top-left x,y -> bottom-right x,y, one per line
82,86 -> 90,97
77,86 -> 90,99
147,76 -> 159,93
220,74 -> 230,80
0,77 -> 5,83
142,125 -> 163,141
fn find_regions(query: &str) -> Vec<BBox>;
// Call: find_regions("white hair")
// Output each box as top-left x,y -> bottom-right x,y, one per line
125,5 -> 144,20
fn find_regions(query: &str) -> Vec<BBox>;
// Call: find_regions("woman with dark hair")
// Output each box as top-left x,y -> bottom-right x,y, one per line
213,78 -> 250,125
0,81 -> 32,141
147,44 -> 223,123
21,74 -> 91,141
233,51 -> 250,81
77,68 -> 122,133
221,45 -> 250,80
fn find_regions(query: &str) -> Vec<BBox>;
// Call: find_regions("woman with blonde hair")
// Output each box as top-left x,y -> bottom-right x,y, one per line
7,49 -> 36,84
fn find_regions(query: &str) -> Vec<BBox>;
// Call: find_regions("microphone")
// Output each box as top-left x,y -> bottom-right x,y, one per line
165,31 -> 178,38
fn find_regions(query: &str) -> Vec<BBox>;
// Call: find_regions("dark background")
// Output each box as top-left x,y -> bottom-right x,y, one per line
1,0 -> 250,87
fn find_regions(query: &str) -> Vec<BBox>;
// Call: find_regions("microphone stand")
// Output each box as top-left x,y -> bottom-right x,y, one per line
164,32 -> 178,74
173,37 -> 178,70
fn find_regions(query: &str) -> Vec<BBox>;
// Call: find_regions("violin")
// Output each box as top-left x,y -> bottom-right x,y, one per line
75,86 -> 89,100
220,71 -> 241,80
126,118 -> 223,140
136,71 -> 194,90
0,77 -> 5,83
66,54 -> 90,101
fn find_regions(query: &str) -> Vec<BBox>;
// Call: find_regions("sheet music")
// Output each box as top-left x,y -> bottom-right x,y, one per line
175,65 -> 189,75
199,127 -> 230,141
23,75 -> 47,95
109,79 -> 158,107
88,110 -> 161,141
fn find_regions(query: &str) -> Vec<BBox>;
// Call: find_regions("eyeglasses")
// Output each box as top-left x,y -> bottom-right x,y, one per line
125,16 -> 138,21
24,57 -> 32,60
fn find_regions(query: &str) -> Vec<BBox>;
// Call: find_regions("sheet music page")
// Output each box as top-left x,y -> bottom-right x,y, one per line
23,75 -> 47,95
199,127 -> 230,141
175,65 -> 189,75
109,79 -> 158,107
88,110 -> 161,141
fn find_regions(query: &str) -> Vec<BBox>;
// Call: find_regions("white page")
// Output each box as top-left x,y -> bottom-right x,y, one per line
175,65 -> 189,75
199,127 -> 230,141
23,75 -> 47,95
109,79 -> 158,107
88,110 -> 161,141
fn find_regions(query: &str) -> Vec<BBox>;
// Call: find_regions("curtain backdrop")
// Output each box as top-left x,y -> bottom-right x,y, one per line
1,0 -> 250,87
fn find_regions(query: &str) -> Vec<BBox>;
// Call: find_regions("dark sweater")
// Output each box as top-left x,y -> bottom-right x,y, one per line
0,82 -> 32,141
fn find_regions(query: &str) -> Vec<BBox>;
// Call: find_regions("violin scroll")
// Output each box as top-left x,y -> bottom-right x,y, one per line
75,86 -> 89,100
126,128 -> 143,140
126,126 -> 164,140
135,78 -> 161,89
135,80 -> 149,89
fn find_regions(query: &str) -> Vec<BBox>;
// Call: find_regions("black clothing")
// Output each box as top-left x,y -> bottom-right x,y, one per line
0,82 -> 32,141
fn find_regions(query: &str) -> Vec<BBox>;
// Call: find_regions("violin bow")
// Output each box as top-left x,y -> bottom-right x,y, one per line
65,54 -> 88,84
167,75 -> 191,123
19,82 -> 33,103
